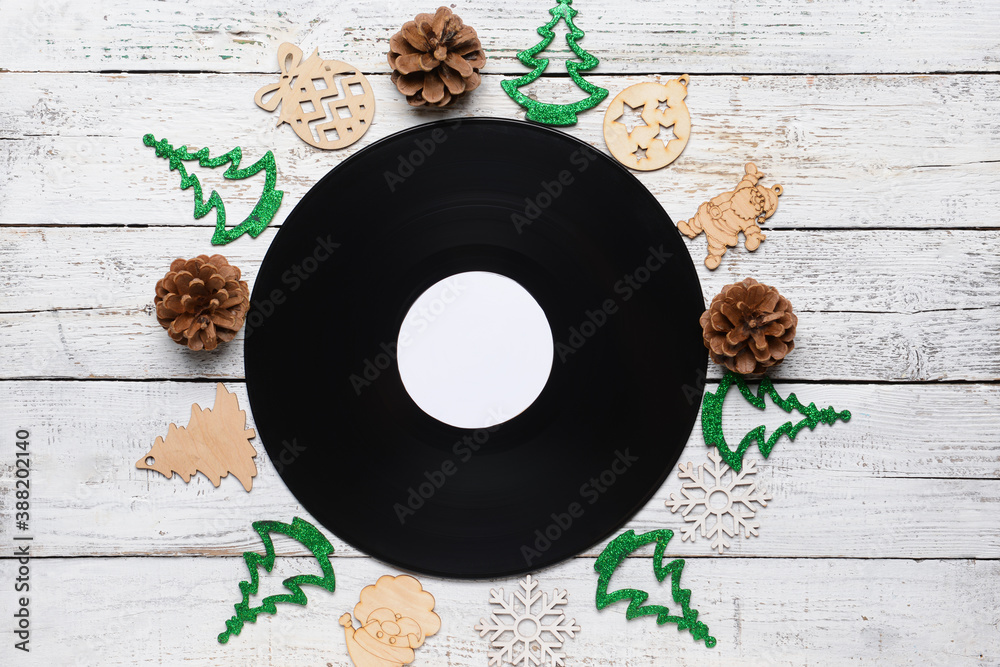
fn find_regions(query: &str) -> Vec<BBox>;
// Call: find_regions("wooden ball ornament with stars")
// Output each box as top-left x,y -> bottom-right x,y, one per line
603,76 -> 691,171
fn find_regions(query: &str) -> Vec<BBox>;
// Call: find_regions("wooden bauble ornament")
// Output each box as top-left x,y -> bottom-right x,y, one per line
255,42 -> 375,150
603,76 -> 691,171
136,383 -> 258,491
339,575 -> 440,667
678,162 -> 783,269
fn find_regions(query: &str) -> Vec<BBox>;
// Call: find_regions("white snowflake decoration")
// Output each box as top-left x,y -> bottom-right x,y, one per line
666,449 -> 772,554
475,574 -> 581,666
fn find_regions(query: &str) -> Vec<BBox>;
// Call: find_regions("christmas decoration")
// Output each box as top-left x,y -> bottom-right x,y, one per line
594,529 -> 715,647
501,0 -> 609,126
142,134 -> 283,245
340,575 -> 440,667
475,574 -> 580,666
703,370 -> 852,472
388,6 -> 486,108
678,162 -> 783,269
255,42 -> 375,149
136,383 -> 258,491
153,254 -> 250,351
700,277 -> 797,375
666,449 -> 771,554
603,77 -> 691,171
218,517 -> 336,643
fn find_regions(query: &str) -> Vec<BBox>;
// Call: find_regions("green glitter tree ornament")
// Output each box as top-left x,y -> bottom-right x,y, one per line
595,529 -> 716,647
703,370 -> 852,472
501,0 -> 609,126
218,517 -> 336,644
142,133 -> 283,245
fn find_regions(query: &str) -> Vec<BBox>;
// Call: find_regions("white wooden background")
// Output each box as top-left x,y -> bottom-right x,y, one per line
1,0 -> 999,665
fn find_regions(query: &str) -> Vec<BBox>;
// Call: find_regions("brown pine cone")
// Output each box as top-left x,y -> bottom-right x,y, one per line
700,278 -> 797,375
154,255 -> 250,351
388,6 -> 486,107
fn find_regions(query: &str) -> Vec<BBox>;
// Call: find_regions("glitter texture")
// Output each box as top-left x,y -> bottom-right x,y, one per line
594,529 -> 716,647
501,0 -> 609,126
218,517 -> 336,644
142,133 -> 283,245
703,370 -> 852,472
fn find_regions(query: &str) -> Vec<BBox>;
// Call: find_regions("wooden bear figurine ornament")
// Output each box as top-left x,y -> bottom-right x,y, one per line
340,575 -> 440,667
678,162 -> 783,269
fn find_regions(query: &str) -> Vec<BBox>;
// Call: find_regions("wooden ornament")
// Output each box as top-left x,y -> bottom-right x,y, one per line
339,575 -> 440,667
678,162 -> 784,269
603,77 -> 691,171
136,383 -> 257,491
255,42 -> 375,150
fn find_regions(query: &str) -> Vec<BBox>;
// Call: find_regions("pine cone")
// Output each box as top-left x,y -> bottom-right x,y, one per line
388,6 -> 486,107
154,255 -> 250,351
700,278 -> 796,375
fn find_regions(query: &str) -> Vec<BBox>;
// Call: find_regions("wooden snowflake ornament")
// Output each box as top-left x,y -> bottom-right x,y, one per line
136,383 -> 258,491
603,77 -> 692,171
255,42 -> 375,150
475,574 -> 580,666
666,449 -> 772,554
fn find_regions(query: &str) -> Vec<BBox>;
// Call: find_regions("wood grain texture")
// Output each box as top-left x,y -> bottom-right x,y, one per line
3,228 -> 999,315
2,0 -> 999,74
1,381 -> 997,559
1,73 -> 998,229
3,305 -> 998,382
0,555 -> 994,666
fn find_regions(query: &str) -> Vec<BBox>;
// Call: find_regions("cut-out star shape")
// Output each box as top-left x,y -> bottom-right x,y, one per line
654,122 -> 678,146
616,101 -> 648,134
657,98 -> 672,113
633,146 -> 648,161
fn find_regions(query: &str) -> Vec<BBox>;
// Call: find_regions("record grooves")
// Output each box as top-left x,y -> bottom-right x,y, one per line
245,118 -> 706,578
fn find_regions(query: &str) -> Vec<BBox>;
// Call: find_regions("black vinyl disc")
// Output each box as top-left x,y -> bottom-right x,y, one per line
245,118 -> 706,578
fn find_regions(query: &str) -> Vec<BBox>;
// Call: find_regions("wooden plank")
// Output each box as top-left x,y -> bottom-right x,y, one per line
1,73 -> 999,229
2,0 -> 999,74
0,381 -> 997,559
2,305 -> 997,381
0,555 -> 994,665
3,227 -> 999,314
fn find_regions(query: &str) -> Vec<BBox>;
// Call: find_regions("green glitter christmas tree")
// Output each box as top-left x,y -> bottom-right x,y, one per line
702,370 -> 852,472
501,0 -> 609,126
142,133 -> 283,245
218,517 -> 336,643
595,529 -> 715,647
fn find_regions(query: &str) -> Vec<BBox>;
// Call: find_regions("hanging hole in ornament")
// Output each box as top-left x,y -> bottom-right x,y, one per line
145,456 -> 155,466
678,73 -> 690,86
312,77 -> 328,91
773,185 -> 784,195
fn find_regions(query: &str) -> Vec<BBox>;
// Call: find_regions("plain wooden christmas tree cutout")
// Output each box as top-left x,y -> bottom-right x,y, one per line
136,383 -> 258,491
603,77 -> 692,171
255,42 -> 375,150
678,162 -> 784,269
340,575 -> 441,667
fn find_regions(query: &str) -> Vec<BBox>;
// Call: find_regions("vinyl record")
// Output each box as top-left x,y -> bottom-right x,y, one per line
245,118 -> 706,578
